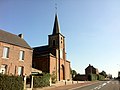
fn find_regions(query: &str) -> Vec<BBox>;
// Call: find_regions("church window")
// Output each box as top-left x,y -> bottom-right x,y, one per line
60,49 -> 63,59
53,40 -> 55,46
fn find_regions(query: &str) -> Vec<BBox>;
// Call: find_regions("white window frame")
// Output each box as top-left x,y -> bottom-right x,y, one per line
60,49 -> 63,59
19,50 -> 25,61
2,47 -> 9,59
18,66 -> 23,76
0,64 -> 7,74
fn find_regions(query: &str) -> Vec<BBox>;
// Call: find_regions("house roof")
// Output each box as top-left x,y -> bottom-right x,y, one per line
0,29 -> 32,49
85,64 -> 96,70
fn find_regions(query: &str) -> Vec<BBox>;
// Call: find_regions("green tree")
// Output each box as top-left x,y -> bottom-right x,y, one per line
71,69 -> 77,78
99,71 -> 107,78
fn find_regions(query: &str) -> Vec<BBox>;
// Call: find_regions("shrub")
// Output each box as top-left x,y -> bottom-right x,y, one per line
73,74 -> 81,81
51,71 -> 57,83
33,73 -> 50,88
0,74 -> 23,90
88,74 -> 98,81
97,74 -> 105,80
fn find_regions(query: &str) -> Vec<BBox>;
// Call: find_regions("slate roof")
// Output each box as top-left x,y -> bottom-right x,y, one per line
33,45 -> 49,52
85,64 -> 96,70
52,14 -> 60,35
0,29 -> 32,49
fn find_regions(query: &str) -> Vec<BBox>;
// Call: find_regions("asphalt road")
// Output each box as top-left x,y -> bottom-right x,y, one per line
74,80 -> 120,90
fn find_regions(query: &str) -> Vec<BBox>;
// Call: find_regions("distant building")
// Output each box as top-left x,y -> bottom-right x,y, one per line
0,30 -> 33,76
85,64 -> 99,76
32,14 -> 71,81
74,64 -> 99,81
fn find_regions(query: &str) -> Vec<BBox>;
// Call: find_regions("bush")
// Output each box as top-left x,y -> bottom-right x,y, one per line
33,73 -> 50,88
88,74 -> 98,81
0,74 -> 23,90
73,74 -> 80,81
51,71 -> 57,83
97,74 -> 105,80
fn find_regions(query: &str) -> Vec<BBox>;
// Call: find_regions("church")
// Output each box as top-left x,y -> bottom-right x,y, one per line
32,14 -> 71,81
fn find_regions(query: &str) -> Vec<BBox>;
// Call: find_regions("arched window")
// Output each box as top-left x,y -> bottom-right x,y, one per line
53,40 -> 55,46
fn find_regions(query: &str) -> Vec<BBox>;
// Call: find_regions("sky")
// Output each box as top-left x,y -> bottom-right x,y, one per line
0,0 -> 120,77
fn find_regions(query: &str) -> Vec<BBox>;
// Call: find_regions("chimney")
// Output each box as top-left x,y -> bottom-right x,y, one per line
18,34 -> 24,39
89,64 -> 91,66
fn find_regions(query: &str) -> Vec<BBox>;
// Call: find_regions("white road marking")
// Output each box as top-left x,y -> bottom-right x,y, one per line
91,82 -> 110,90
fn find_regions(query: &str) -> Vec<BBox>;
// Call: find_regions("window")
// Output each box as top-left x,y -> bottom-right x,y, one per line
0,65 -> 7,74
53,40 -> 55,46
3,47 -> 9,58
18,66 -> 23,76
19,50 -> 24,60
60,49 -> 63,59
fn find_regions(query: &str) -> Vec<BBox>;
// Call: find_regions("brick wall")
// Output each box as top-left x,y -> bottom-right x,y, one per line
0,42 -> 32,76
33,55 -> 50,73
66,60 -> 71,80
85,66 -> 98,75
49,55 -> 57,74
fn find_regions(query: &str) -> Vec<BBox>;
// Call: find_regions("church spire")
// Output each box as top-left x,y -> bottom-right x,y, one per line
52,14 -> 60,35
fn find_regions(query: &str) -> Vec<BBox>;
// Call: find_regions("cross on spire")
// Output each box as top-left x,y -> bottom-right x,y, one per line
55,3 -> 57,14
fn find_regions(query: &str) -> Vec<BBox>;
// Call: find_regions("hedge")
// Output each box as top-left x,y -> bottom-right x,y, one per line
0,74 -> 23,90
33,73 -> 50,88
88,74 -> 105,81
88,74 -> 98,81
97,74 -> 105,80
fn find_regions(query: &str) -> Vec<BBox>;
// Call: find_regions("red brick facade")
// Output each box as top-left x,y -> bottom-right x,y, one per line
0,30 -> 33,76
0,42 -> 33,76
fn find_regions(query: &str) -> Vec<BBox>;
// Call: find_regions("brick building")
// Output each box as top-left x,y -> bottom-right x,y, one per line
0,30 -> 33,76
85,64 -> 99,76
32,14 -> 71,81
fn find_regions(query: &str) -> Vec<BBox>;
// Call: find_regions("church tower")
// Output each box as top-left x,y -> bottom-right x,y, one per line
48,14 -> 66,81
48,14 -> 66,60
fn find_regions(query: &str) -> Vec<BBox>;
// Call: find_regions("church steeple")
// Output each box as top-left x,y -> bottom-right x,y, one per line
52,14 -> 60,35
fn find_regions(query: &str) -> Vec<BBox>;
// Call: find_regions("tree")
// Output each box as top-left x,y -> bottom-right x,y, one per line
99,71 -> 107,78
71,70 -> 77,78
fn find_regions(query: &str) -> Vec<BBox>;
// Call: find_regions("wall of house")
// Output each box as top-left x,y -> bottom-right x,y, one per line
0,42 -> 32,76
85,67 -> 97,76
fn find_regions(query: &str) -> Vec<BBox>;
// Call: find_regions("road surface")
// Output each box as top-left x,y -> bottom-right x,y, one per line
73,80 -> 120,90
